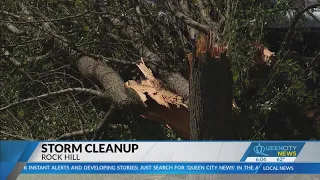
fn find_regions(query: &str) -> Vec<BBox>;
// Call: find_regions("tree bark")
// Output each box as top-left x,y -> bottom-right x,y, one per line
108,16 -> 190,100
189,44 -> 233,140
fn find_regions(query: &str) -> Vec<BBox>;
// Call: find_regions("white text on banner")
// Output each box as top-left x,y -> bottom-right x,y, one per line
245,157 -> 296,162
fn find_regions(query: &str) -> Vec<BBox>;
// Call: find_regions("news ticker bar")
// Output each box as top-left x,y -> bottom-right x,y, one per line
21,163 -> 320,174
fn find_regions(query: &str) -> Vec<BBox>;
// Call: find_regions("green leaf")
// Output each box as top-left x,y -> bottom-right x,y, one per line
292,81 -> 305,90
233,72 -> 240,82
83,26 -> 89,31
311,70 -> 318,82
18,109 -> 25,118
75,0 -> 81,5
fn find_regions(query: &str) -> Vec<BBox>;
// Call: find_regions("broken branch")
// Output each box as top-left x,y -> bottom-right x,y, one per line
281,3 -> 320,52
57,129 -> 94,140
0,88 -> 105,111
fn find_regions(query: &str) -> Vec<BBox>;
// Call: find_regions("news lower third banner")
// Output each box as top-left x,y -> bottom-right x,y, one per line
1,141 -> 320,180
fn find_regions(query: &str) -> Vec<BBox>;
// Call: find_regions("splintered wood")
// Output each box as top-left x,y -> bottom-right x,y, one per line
125,59 -> 189,139
186,32 -> 275,66
254,43 -> 276,65
195,32 -> 228,58
126,59 -> 186,109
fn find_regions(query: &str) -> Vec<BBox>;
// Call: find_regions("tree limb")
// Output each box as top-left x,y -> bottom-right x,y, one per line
2,22 -> 26,35
92,104 -> 117,140
19,3 -> 144,112
0,88 -> 105,111
57,129 -> 94,140
178,0 -> 197,40
196,0 -> 216,26
108,16 -> 190,99
0,11 -> 89,24
1,49 -> 21,66
87,53 -> 137,65
281,3 -> 320,52
0,131 -> 33,140
56,124 -> 130,140
163,1 -> 210,33
27,50 -> 52,62
0,10 -> 21,19
3,38 -> 44,48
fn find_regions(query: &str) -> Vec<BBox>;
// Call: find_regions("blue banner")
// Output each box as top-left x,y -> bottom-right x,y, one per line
0,141 -> 38,180
1,141 -> 320,180
21,163 -> 320,174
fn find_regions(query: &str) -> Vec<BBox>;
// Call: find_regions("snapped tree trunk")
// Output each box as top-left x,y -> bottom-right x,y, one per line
189,35 -> 234,140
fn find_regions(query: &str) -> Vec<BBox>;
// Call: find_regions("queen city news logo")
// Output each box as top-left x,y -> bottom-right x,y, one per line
253,143 -> 297,157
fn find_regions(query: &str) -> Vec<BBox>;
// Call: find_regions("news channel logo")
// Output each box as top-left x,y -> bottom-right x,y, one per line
253,143 -> 269,156
246,142 -> 305,157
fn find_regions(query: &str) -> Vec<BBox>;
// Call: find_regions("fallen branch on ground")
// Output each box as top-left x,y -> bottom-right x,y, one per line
0,131 -> 33,140
57,129 -> 94,140
0,88 -> 105,111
